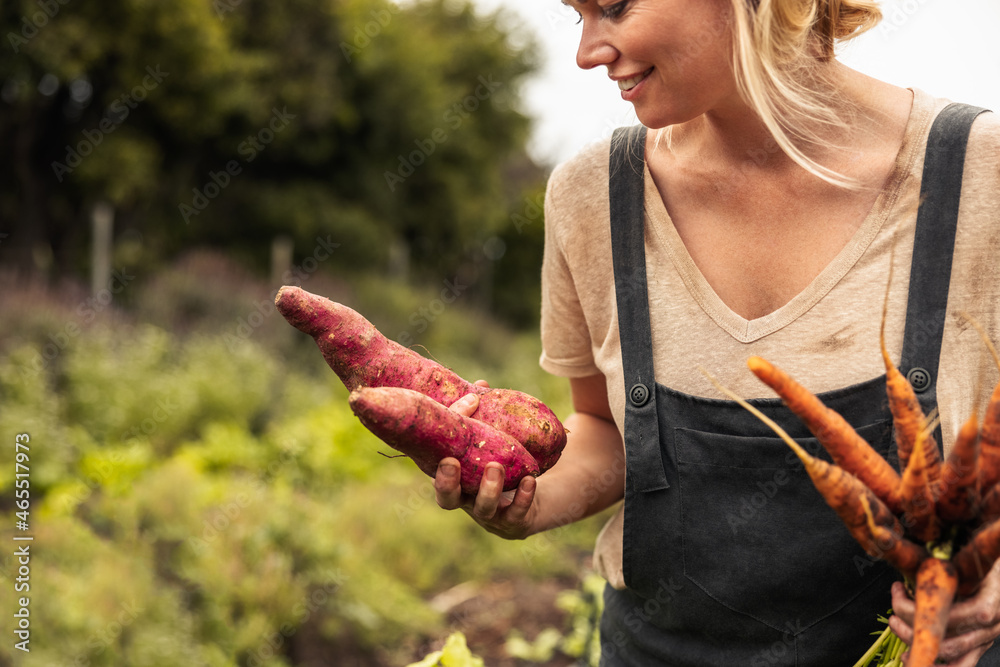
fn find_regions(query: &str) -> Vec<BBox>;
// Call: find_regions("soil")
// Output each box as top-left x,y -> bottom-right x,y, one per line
413,576 -> 585,666
289,570 -> 592,667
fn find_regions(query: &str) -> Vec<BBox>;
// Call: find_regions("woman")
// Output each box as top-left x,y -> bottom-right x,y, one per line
436,1 -> 1000,664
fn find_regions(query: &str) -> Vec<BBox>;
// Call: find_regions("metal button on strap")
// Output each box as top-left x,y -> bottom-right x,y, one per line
907,367 -> 932,393
629,383 -> 650,407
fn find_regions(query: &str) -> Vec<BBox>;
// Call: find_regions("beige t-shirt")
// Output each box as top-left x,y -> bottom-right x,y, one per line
539,89 -> 1000,589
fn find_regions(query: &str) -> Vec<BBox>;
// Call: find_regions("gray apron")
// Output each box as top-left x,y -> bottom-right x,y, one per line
600,103 -> 994,665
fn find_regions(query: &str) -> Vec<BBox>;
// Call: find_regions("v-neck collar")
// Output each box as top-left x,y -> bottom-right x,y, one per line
643,88 -> 934,344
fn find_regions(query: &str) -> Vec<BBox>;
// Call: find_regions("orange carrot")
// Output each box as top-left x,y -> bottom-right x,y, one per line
786,454 -> 900,562
958,312 -> 1000,492
706,372 -> 905,560
953,516 -> 1000,597
881,306 -> 940,478
907,556 -> 959,667
898,419 -> 941,544
979,382 -> 1000,492
747,356 -> 903,514
860,493 -> 928,582
937,409 -> 981,524
980,484 -> 1000,526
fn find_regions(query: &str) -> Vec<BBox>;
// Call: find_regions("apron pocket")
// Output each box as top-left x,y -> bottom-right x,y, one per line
673,420 -> 892,632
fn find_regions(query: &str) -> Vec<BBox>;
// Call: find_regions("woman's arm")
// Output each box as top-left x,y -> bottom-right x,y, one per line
434,373 -> 626,540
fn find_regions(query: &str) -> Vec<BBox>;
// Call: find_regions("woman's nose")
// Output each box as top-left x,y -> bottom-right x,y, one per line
576,21 -> 617,71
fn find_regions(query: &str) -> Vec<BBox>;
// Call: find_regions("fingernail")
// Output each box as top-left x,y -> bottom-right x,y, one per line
456,394 -> 475,408
487,467 -> 502,483
439,463 -> 458,478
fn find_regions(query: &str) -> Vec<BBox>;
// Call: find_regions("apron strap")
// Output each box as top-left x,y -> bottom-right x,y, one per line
899,102 -> 990,443
609,124 -> 669,493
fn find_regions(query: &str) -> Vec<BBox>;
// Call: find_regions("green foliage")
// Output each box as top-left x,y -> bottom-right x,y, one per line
59,323 -> 279,450
0,269 -> 597,665
2,0 -> 562,661
505,573 -> 606,666
854,615 -> 907,667
489,183 -> 548,328
406,632 -> 485,667
1,0 -> 545,311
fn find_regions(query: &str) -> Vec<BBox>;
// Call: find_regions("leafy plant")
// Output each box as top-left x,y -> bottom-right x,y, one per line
0,267 -> 595,666
505,572 -> 605,666
406,632 -> 485,667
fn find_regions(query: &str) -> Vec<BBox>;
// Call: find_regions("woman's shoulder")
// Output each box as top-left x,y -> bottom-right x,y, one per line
546,133 -> 616,204
905,90 -> 999,192
544,126 -> 654,235
920,90 -> 1000,150
940,95 -> 1000,190
965,103 -> 1000,160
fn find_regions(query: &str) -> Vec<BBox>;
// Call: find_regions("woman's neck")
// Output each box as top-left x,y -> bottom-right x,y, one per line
659,61 -> 912,180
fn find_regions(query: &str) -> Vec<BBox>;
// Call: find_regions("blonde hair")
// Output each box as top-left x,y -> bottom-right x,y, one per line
727,0 -> 882,187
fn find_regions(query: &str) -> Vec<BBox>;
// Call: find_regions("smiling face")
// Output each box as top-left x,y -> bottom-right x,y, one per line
565,0 -> 743,129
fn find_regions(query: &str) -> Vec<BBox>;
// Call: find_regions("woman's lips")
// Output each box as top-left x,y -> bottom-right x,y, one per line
617,67 -> 653,92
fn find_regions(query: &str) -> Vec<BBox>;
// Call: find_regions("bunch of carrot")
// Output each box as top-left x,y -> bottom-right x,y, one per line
709,318 -> 1000,667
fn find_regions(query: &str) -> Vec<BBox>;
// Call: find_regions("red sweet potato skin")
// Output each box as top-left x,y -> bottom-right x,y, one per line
473,392 -> 564,472
275,286 -> 566,471
349,387 -> 540,494
275,285 -> 473,403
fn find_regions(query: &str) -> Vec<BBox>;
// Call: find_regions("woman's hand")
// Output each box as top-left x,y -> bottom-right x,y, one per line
433,374 -> 625,541
889,558 -> 1000,665
434,385 -> 538,540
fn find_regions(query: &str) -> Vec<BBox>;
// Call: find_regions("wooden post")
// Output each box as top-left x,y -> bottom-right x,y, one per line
91,201 -> 113,297
271,235 -> 294,286
388,238 -> 410,281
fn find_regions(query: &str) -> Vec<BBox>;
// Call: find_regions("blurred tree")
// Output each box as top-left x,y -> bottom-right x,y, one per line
0,0 -> 542,301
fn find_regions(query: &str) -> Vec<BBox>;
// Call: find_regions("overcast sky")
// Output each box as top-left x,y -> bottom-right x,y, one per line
468,0 -> 1000,168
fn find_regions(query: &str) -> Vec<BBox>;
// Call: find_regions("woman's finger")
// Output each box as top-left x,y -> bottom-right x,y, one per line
435,459 -> 464,509
448,393 -> 480,417
471,464 -> 505,520
890,580 -> 916,624
944,558 -> 1000,635
936,624 -> 999,663
499,475 -> 536,527
888,613 -> 914,646
942,645 -> 994,667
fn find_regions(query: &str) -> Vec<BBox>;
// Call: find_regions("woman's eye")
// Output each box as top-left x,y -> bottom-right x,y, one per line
573,1 -> 627,25
601,1 -> 628,19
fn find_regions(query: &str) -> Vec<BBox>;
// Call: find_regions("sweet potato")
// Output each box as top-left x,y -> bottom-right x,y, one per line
275,285 -> 566,471
349,386 -> 540,494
